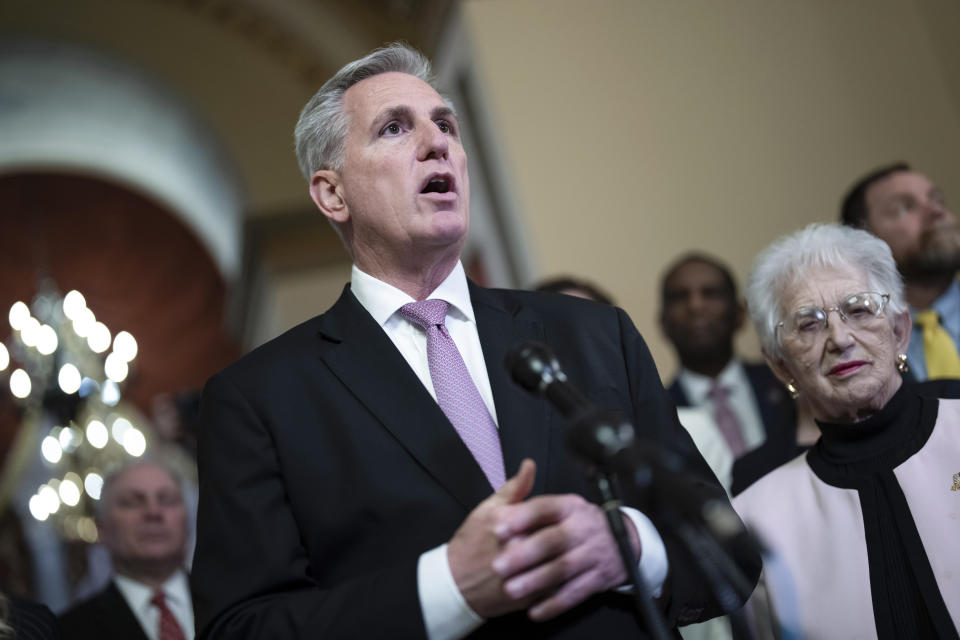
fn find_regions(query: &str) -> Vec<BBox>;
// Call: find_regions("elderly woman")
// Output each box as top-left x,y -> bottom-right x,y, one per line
732,224 -> 959,639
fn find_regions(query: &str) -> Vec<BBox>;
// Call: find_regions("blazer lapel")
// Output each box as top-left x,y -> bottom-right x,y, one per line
99,583 -> 152,640
469,283 -> 552,497
314,285 -> 494,510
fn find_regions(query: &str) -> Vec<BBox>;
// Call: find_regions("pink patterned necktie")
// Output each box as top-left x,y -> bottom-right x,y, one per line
150,591 -> 186,640
399,299 -> 506,489
708,383 -> 747,456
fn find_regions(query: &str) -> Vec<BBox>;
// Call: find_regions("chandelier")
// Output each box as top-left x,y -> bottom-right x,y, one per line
0,282 -> 147,542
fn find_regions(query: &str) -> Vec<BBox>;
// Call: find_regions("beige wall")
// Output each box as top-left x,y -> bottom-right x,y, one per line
463,0 -> 960,381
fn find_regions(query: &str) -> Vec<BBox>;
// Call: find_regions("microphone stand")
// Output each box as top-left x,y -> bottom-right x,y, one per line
589,467 -> 673,640
565,407 -> 672,640
568,407 -> 757,639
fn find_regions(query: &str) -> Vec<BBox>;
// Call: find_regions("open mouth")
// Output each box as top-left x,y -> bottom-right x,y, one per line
420,174 -> 454,195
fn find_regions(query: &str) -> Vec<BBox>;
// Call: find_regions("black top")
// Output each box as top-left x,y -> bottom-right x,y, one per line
806,385 -> 958,640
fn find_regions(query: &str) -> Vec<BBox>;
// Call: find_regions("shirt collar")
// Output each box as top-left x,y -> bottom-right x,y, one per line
679,358 -> 745,404
113,569 -> 189,612
931,279 -> 960,331
350,261 -> 475,327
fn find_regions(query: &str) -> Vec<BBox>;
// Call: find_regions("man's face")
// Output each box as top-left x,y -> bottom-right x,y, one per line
99,464 -> 187,574
864,171 -> 960,277
331,72 -> 470,267
661,260 -> 742,362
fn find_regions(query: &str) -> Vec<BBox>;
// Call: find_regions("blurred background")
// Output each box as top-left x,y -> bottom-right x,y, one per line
0,0 -> 957,611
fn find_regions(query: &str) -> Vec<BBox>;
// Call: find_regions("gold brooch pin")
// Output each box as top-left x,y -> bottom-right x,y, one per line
952,473 -> 960,492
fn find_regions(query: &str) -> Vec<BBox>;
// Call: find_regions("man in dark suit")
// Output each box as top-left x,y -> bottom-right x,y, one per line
659,252 -> 797,494
191,43 -> 759,639
60,461 -> 192,640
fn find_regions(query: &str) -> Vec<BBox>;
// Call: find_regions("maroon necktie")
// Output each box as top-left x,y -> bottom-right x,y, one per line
708,383 -> 747,456
399,299 -> 506,489
150,591 -> 186,640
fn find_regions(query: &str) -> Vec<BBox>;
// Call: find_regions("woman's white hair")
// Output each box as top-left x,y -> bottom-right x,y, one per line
293,42 -> 439,179
747,223 -> 907,360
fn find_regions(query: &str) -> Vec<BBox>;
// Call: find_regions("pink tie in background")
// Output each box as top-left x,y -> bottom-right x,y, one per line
399,299 -> 506,489
150,591 -> 186,640
708,383 -> 747,456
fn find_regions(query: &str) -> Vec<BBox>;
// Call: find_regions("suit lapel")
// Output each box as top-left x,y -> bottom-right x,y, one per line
469,283 -> 552,497
98,582 -> 151,640
667,379 -> 690,407
315,285 -> 494,510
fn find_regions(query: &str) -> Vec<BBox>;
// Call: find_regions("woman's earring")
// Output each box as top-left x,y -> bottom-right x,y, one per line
785,381 -> 799,399
897,353 -> 909,373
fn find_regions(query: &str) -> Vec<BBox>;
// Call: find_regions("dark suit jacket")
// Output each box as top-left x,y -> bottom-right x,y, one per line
667,361 -> 797,494
5,593 -> 62,640
58,582 -> 147,640
192,284 -> 760,638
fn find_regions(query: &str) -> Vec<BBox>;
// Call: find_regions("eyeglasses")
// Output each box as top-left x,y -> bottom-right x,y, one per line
776,291 -> 890,346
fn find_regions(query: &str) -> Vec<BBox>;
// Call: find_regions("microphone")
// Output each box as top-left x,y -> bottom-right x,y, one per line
506,340 -> 759,608
504,341 -> 589,417
505,341 -> 636,465
505,341 -> 747,532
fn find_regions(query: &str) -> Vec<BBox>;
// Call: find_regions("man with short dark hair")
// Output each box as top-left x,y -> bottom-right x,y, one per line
192,43 -> 758,639
60,461 -> 192,640
841,164 -> 960,380
659,253 -> 796,494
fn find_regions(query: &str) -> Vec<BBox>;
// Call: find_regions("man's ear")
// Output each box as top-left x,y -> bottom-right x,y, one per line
309,169 -> 349,224
892,310 -> 912,356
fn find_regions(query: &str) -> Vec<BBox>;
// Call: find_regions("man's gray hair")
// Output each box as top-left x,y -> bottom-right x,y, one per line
294,42 -> 437,179
747,223 -> 907,360
95,458 -> 185,521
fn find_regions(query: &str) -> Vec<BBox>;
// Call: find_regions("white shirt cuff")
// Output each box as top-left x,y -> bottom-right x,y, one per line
619,506 -> 669,597
417,544 -> 484,640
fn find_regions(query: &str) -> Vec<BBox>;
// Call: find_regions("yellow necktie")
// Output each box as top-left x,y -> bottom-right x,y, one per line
914,309 -> 960,378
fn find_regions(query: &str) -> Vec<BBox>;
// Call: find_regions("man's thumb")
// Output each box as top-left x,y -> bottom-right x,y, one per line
494,458 -> 536,504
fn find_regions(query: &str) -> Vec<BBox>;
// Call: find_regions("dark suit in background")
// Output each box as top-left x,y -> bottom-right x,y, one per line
668,362 -> 797,495
58,583 -> 147,640
192,284 -> 759,638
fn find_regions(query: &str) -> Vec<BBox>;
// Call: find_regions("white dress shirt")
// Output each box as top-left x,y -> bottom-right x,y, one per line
350,262 -> 669,640
113,569 -> 194,640
677,359 -> 766,454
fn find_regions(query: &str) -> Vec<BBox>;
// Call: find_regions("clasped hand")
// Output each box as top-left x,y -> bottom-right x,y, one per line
447,459 -> 640,621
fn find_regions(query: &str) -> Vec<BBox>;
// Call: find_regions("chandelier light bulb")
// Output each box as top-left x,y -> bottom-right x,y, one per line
84,472 -> 104,500
87,322 -> 111,353
41,436 -> 63,463
20,317 -> 41,347
62,290 -> 87,320
28,495 -> 49,521
72,308 -> 96,338
59,426 -> 81,453
112,331 -> 138,362
111,417 -> 132,442
77,517 -> 98,543
38,485 -> 60,515
59,478 -> 81,507
104,353 -> 129,383
36,324 -> 59,356
58,364 -> 82,394
8,301 -> 30,330
10,369 -> 31,399
0,342 -> 8,371
101,380 -> 121,406
122,428 -> 147,457
86,420 -> 108,449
